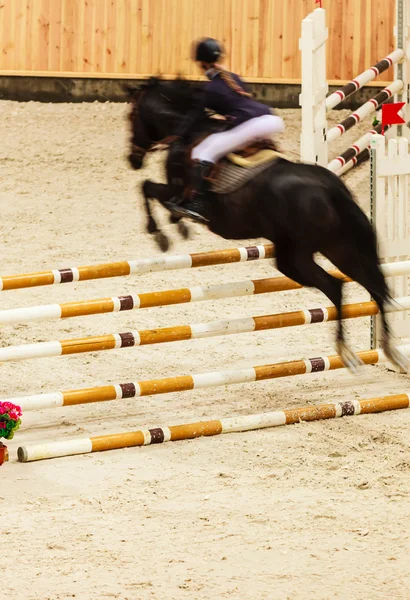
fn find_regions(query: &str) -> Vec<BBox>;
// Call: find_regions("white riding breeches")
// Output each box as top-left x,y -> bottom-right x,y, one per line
191,114 -> 285,163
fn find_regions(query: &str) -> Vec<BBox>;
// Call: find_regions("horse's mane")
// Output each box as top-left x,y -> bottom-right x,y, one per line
145,76 -> 204,112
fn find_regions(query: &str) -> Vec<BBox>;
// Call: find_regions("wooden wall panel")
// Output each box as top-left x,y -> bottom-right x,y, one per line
0,0 -> 397,83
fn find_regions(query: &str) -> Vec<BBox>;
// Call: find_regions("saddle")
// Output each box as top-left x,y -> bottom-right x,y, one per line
226,138 -> 283,167
210,139 -> 287,194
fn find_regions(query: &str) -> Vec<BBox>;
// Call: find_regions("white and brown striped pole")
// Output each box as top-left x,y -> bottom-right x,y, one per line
17,392 -> 410,462
325,49 -> 405,109
12,344 -> 410,412
336,147 -> 378,177
1,260 -> 410,327
0,244 -> 274,292
327,80 -> 403,143
1,297 -> 409,362
328,123 -> 391,174
0,272 -> 340,326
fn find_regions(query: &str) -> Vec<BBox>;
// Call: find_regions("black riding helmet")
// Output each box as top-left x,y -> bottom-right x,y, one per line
194,38 -> 223,63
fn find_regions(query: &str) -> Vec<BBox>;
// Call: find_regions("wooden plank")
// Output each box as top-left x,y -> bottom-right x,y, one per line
239,0 -> 248,76
13,0 -> 26,72
169,0 -> 181,76
105,0 -> 116,74
83,0 -> 96,72
26,0 -> 34,71
94,0 -> 108,72
2,0 -> 15,70
342,0 -> 355,80
282,0 -> 298,78
48,0 -> 61,72
221,0 -> 232,74
140,0 -> 151,74
375,0 -> 395,80
153,0 -> 163,74
39,0 -> 51,71
60,0 -> 76,72
30,0 -> 42,71
230,0 -> 241,73
244,0 -> 259,78
271,0 -> 283,79
121,0 -> 132,73
364,0 -> 372,70
115,0 -> 127,72
0,2 -> 4,70
178,0 -> 195,77
128,0 -> 141,75
327,0 -> 341,80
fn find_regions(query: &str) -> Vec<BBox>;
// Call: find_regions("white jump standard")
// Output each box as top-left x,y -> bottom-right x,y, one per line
300,1 -> 410,174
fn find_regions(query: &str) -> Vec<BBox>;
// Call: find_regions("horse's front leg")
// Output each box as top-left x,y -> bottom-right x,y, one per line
142,179 -> 173,251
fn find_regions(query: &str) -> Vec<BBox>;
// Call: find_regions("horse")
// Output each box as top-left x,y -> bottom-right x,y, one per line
126,77 -> 409,374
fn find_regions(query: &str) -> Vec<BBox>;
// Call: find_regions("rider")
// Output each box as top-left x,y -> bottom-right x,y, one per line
167,37 -> 285,223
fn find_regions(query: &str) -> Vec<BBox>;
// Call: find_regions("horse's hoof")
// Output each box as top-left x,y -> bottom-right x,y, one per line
383,345 -> 410,374
337,341 -> 364,375
154,231 -> 170,253
177,220 -> 191,240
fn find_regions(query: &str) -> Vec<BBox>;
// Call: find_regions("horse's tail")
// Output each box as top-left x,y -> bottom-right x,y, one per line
331,177 -> 392,302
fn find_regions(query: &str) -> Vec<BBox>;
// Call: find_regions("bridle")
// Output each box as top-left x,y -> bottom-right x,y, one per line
129,89 -> 178,163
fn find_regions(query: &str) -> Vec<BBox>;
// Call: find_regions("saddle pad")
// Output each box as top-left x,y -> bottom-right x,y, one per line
227,148 -> 286,168
211,155 -> 283,195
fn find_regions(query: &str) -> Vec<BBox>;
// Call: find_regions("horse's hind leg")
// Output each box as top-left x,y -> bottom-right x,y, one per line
276,244 -> 363,372
141,179 -> 172,252
324,246 -> 410,374
169,214 -> 191,240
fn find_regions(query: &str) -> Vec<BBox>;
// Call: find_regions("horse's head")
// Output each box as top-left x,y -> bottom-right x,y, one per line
126,77 -> 200,169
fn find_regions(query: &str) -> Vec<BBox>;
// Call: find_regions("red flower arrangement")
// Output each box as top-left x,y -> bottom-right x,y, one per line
0,401 -> 22,440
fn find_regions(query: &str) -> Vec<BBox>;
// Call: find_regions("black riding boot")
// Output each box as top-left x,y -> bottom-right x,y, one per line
167,160 -> 213,223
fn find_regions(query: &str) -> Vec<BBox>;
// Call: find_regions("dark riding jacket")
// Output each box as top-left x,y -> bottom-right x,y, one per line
175,71 -> 271,137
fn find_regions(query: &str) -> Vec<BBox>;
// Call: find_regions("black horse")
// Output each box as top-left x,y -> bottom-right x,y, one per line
126,77 -> 409,374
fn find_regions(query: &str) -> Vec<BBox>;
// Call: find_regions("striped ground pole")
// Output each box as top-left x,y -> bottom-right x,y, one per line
1,260 -> 410,327
326,80 -> 404,144
17,392 -> 410,462
327,123 -> 388,173
325,49 -> 405,110
0,244 -> 274,292
1,296 -> 409,363
0,271 -> 344,326
11,344 -> 410,412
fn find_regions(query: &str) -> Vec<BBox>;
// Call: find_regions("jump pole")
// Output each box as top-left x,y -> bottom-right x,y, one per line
328,123 -> 391,173
1,259 -> 410,327
11,344 -> 410,412
1,297 -> 409,363
17,392 -> 410,462
0,244 -> 274,292
326,81 -> 404,143
325,49 -> 405,109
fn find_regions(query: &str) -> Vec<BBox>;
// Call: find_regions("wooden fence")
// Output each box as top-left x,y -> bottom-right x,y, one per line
0,0 -> 396,83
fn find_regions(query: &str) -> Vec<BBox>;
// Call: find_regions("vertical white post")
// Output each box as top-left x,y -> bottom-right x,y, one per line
370,133 -> 410,356
394,0 -> 410,140
299,8 -> 329,165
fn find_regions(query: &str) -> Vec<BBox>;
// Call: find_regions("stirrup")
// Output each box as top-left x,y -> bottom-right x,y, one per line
165,200 -> 209,224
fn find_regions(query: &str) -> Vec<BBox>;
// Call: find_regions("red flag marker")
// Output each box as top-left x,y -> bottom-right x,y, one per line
315,0 -> 323,6
382,102 -> 406,135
